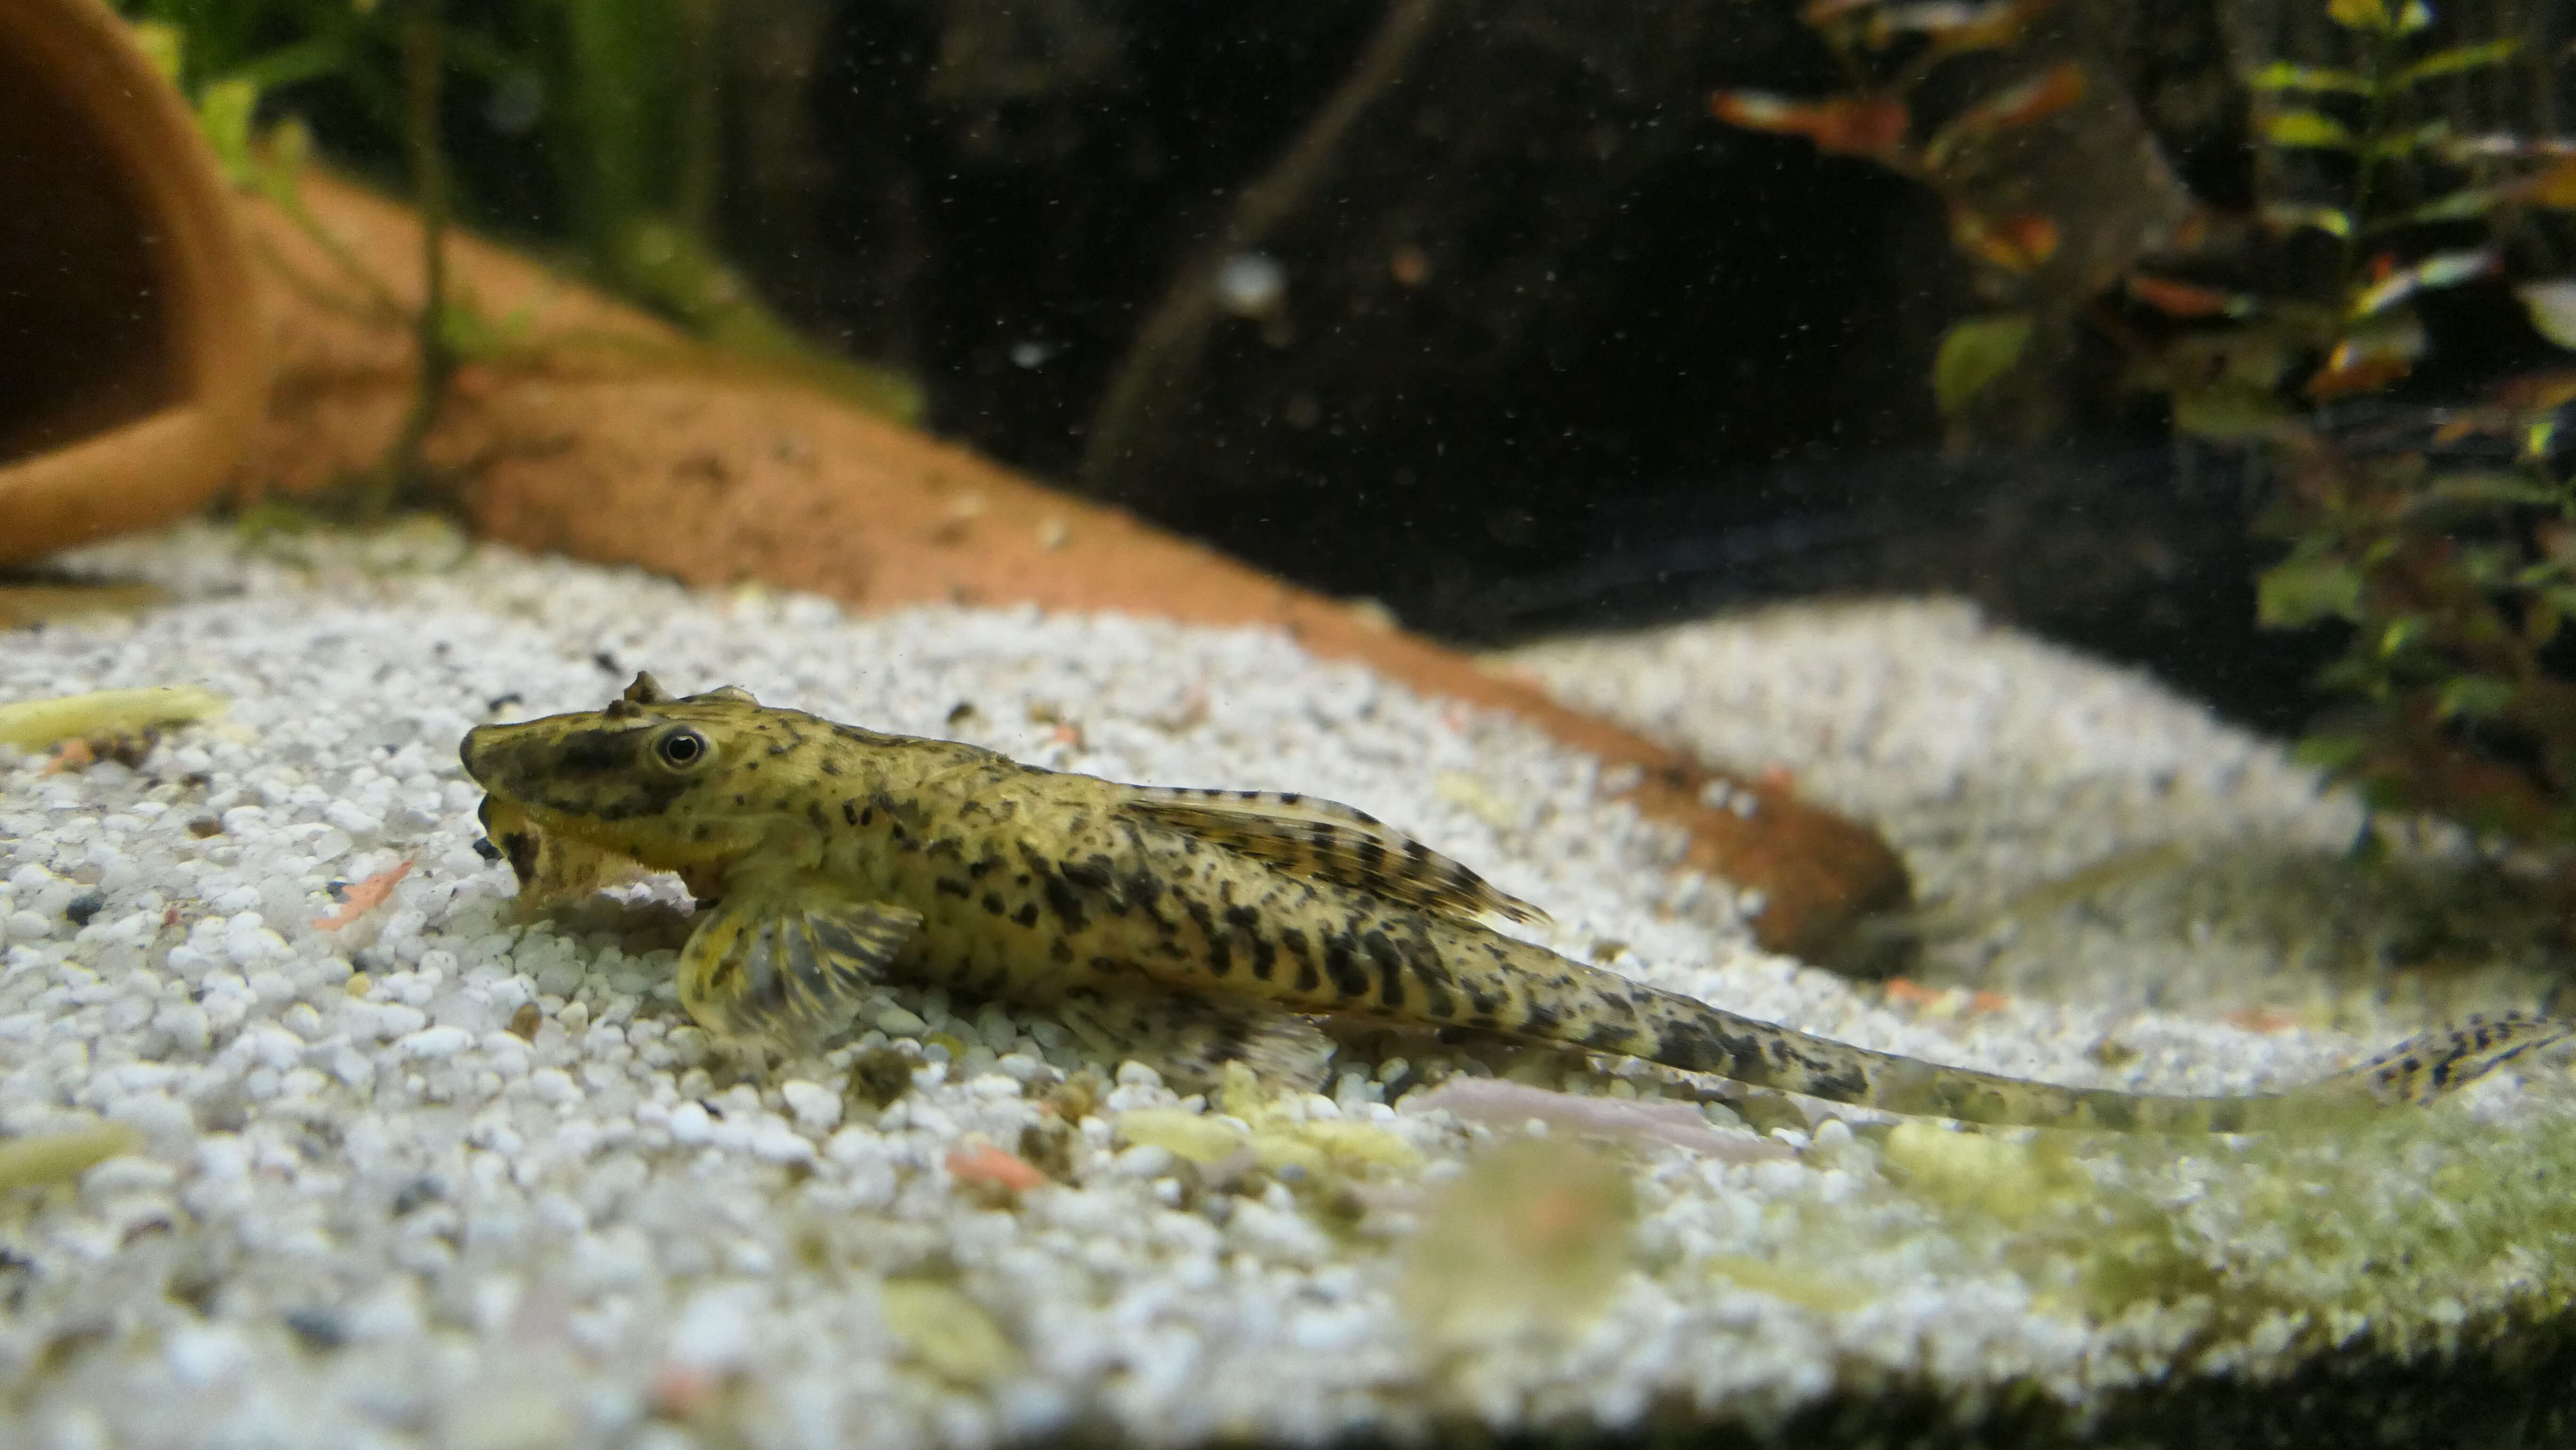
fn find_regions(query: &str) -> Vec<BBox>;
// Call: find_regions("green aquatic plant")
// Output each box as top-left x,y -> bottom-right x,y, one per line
128,0 -> 479,513
2103,0 -> 2576,846
1717,0 -> 2576,850
119,0 -> 917,518
118,0 -> 719,293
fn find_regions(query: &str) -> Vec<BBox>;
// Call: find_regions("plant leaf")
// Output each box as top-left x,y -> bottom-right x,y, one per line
2126,274 -> 2251,318
2310,314 -> 2424,398
1711,92 -> 1910,159
2392,189 -> 2495,227
2248,61 -> 2368,93
2393,38 -> 2521,87
1921,0 -> 2053,57
2455,543 -> 2517,586
2528,599 -> 2562,650
231,38 -> 350,94
130,21 -> 184,84
2436,676 -> 2519,721
2259,557 -> 2364,628
2326,0 -> 2390,28
2173,385 -> 2287,441
2262,202 -> 2355,238
1932,313 -> 2033,415
2293,731 -> 2374,773
2316,654 -> 2389,694
196,77 -> 262,188
254,116 -> 312,210
1950,209 -> 2059,271
2348,248 -> 2497,319
2308,354 -> 2414,400
2263,111 -> 2355,149
2379,615 -> 2427,657
2526,158 -> 2576,210
2411,248 -> 2503,289
2327,309 -> 2428,367
2496,369 -> 2576,413
1925,64 -> 2086,169
2363,118 -> 2452,162
2417,471 -> 2565,508
2518,281 -> 2576,350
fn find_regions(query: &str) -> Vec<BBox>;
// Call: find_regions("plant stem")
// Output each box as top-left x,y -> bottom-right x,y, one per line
1078,0 -> 1446,502
2336,24 -> 2406,303
374,0 -> 459,518
677,0 -> 725,247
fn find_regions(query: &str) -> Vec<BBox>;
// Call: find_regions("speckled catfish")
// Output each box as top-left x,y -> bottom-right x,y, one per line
458,674 -> 2572,1131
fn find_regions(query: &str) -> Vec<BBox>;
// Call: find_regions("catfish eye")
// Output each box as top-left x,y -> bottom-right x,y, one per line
655,727 -> 709,769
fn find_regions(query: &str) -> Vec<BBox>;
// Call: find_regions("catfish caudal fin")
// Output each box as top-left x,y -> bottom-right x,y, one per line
1121,786 -> 1552,928
1594,985 -> 2576,1132
2314,1011 -> 2576,1105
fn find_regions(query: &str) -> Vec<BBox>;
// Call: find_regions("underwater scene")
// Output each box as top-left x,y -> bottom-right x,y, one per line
5,0 -> 2576,1445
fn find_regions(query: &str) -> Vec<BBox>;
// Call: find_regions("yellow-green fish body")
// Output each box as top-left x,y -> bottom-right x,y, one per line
459,675 -> 2570,1131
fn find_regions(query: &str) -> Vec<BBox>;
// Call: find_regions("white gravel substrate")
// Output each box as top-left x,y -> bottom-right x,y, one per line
1503,599 -> 2576,1026
3,526 -> 2572,1450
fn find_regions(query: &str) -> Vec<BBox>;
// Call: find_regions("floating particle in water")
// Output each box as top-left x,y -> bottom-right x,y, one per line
1215,253 -> 1288,319
485,72 -> 546,134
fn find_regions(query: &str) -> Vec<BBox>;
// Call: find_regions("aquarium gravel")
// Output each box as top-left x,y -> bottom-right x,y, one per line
1505,599 -> 2576,1024
4,526 -> 2574,1450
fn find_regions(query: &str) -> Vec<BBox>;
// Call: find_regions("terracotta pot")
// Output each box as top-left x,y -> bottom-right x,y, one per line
0,0 -> 263,565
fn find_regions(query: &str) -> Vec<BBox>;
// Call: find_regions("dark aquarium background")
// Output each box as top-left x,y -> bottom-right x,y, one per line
125,0 -> 2576,802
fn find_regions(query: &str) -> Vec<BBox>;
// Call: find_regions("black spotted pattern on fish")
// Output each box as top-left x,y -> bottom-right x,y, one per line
456,675 -> 2576,1131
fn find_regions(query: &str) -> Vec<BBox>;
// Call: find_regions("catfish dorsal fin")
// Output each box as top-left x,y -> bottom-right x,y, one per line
1119,785 -> 1552,929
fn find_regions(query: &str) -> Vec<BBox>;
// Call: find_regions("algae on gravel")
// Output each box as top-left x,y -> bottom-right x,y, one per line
1867,1104 -> 2576,1372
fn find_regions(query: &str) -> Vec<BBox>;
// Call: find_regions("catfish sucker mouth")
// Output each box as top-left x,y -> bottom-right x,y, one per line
469,789 -> 660,914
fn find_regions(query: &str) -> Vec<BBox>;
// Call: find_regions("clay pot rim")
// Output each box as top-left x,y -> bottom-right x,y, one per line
0,0 -> 265,562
